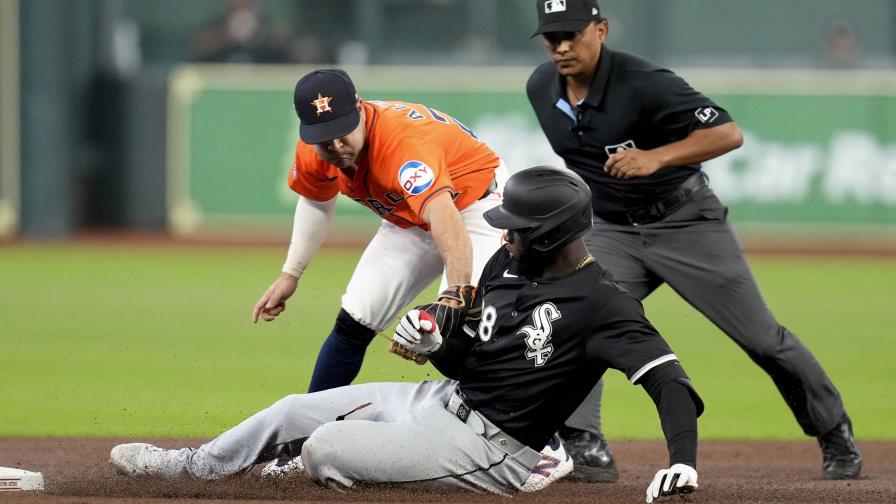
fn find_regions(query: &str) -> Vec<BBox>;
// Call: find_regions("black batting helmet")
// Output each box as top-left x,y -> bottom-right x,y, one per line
484,166 -> 592,254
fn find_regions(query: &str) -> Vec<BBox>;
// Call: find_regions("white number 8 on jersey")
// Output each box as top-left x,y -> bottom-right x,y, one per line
478,305 -> 497,341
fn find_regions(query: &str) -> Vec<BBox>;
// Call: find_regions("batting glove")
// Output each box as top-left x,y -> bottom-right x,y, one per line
394,309 -> 443,355
645,463 -> 698,503
414,284 -> 476,338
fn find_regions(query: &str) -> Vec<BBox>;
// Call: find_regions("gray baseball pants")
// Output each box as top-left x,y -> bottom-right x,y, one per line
565,184 -> 846,438
162,380 -> 538,493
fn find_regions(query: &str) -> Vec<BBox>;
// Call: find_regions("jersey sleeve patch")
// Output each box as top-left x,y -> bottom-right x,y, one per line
695,106 -> 719,124
398,160 -> 436,195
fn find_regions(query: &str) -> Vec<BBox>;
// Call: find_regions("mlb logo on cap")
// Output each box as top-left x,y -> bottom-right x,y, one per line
533,0 -> 602,37
545,0 -> 566,13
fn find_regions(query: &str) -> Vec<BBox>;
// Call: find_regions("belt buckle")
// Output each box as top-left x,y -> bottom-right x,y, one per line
455,402 -> 471,422
626,207 -> 652,226
448,389 -> 472,422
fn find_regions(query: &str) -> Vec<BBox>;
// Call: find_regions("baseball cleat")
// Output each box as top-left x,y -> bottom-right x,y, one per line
260,456 -> 305,478
109,443 -> 186,478
559,427 -> 619,483
520,434 -> 574,492
818,415 -> 862,480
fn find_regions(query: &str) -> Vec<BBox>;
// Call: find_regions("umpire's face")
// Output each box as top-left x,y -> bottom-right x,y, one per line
542,20 -> 606,78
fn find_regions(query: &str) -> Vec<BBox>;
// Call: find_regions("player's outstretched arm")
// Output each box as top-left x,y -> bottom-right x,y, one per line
422,191 -> 472,287
251,195 -> 336,323
416,192 -> 476,337
605,122 -> 742,180
645,463 -> 698,503
638,362 -> 703,502
252,272 -> 299,323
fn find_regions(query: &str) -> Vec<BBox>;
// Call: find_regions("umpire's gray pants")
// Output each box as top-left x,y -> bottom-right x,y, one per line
169,380 -> 538,494
565,185 -> 846,438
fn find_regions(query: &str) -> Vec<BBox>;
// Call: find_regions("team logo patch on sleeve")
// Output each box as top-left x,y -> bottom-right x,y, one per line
398,161 -> 435,195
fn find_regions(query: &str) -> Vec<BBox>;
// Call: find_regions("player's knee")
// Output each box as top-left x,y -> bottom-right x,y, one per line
741,324 -> 794,361
302,424 -> 350,486
300,435 -> 322,477
332,308 -> 377,347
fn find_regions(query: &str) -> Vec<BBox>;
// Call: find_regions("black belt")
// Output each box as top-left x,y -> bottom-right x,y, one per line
607,172 -> 708,226
446,388 -> 532,458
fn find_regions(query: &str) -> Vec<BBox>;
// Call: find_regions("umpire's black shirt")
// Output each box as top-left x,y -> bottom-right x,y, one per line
527,45 -> 733,219
429,247 -> 699,454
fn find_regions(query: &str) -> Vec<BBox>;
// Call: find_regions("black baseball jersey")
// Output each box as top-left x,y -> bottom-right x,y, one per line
430,247 -> 678,450
527,45 -> 734,219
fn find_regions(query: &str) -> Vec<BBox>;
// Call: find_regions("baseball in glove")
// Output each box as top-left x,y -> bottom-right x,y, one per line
390,309 -> 441,365
389,284 -> 476,364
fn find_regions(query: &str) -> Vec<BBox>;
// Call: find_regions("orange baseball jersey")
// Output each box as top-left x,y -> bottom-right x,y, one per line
289,100 -> 499,230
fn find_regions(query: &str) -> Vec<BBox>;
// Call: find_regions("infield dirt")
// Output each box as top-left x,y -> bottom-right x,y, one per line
1,438 -> 892,504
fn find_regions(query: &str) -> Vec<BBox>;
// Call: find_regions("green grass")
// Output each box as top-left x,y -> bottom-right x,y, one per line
1,244 -> 894,440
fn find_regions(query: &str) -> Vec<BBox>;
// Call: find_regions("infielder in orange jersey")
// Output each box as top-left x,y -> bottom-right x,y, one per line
252,68 -> 508,393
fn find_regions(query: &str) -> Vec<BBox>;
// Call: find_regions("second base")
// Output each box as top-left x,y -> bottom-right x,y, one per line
0,467 -> 44,491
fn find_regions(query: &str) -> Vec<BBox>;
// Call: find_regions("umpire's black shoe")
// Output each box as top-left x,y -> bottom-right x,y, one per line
558,427 -> 619,483
818,415 -> 862,480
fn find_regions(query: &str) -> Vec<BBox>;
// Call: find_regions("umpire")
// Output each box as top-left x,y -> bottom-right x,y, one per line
526,0 -> 861,482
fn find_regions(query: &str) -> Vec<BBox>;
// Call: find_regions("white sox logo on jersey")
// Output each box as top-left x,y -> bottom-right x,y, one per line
518,302 -> 561,367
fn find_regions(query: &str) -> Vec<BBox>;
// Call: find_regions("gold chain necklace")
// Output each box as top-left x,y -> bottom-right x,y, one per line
576,255 -> 595,270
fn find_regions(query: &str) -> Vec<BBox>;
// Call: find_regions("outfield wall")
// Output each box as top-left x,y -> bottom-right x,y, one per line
167,65 -> 896,243
0,0 -> 21,239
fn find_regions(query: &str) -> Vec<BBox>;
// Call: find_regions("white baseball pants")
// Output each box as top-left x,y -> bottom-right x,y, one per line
341,164 -> 508,331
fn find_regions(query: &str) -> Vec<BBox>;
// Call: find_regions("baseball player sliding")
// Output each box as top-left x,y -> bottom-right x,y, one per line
111,167 -> 703,503
251,68 -> 506,395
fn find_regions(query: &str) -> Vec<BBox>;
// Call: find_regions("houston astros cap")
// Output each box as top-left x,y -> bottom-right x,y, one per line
294,68 -> 360,144
532,0 -> 602,37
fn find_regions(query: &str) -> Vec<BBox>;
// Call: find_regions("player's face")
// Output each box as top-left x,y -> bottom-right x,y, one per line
503,230 -> 526,257
543,21 -> 606,77
313,104 -> 366,169
504,229 -> 553,277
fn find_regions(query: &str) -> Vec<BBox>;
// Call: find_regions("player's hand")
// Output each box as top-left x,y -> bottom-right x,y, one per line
415,284 -> 476,338
252,273 -> 299,323
604,148 -> 662,180
645,463 -> 698,503
394,309 -> 443,355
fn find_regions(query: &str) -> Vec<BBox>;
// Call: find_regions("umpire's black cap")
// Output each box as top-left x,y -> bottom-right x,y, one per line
294,69 -> 361,144
532,0 -> 602,37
